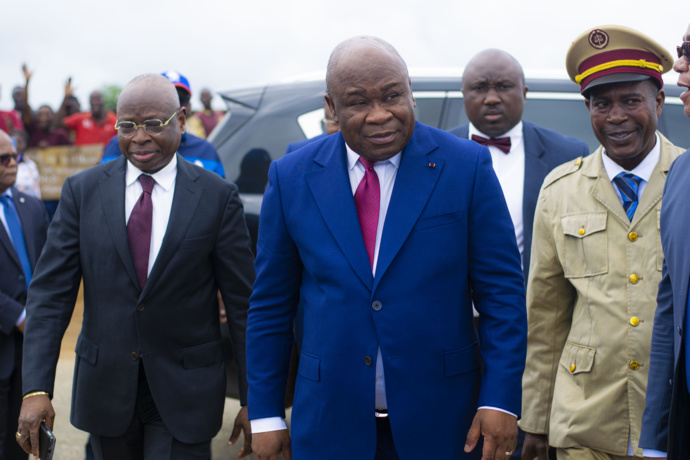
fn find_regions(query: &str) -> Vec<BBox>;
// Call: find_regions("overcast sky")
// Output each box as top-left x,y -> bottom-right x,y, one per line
2,0 -> 688,112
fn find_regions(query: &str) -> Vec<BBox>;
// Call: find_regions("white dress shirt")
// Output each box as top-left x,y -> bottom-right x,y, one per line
125,154 -> 177,275
1,188 -> 27,327
468,122 -> 525,262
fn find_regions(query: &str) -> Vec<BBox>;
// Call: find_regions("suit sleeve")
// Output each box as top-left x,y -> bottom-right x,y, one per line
0,288 -> 25,335
246,161 -> 302,420
214,183 -> 256,406
519,185 -> 576,434
468,149 -> 528,416
22,177 -> 84,395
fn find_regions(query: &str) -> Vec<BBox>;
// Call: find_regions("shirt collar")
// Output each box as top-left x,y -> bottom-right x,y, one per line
345,143 -> 402,171
468,121 -> 523,145
601,133 -> 660,183
1,188 -> 12,199
126,153 -> 178,191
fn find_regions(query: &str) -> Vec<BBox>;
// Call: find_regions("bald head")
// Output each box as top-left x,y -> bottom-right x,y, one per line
326,36 -> 408,95
461,49 -> 528,137
0,130 -> 17,194
118,74 -> 179,113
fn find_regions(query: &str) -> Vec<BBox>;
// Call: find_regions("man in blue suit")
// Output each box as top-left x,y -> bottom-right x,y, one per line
0,130 -> 49,460
449,49 -> 589,282
246,36 -> 527,459
640,23 -> 690,459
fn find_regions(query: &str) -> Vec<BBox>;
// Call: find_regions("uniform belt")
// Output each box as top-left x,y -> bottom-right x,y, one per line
375,409 -> 389,418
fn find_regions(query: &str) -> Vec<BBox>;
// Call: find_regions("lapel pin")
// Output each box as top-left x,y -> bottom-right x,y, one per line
19,197 -> 25,203
428,162 -> 436,168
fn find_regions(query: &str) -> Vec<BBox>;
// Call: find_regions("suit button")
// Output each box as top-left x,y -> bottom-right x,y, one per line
130,352 -> 139,361
630,360 -> 640,370
364,356 -> 372,366
569,363 -> 576,373
372,300 -> 382,311
629,274 -> 639,284
629,316 -> 640,327
628,232 -> 638,242
137,304 -> 145,312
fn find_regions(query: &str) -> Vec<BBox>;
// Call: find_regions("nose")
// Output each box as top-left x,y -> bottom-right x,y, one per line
131,125 -> 152,143
365,101 -> 393,124
673,56 -> 689,74
607,103 -> 628,124
484,87 -> 501,105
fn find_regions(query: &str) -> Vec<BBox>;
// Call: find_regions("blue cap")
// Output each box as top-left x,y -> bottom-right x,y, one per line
161,70 -> 191,95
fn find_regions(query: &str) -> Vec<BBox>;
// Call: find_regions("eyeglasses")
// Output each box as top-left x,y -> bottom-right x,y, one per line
115,110 -> 178,136
677,42 -> 690,60
0,153 -> 18,167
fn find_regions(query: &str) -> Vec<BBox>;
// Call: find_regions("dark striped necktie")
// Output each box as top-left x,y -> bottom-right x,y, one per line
612,172 -> 643,221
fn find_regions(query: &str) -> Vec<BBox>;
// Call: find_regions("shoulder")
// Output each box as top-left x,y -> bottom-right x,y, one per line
446,123 -> 470,138
179,155 -> 232,189
523,121 -> 589,153
416,122 -> 486,159
541,154 -> 587,190
180,134 -> 220,159
13,189 -> 45,213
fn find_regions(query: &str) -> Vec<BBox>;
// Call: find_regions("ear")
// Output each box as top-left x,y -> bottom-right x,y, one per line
409,78 -> 416,108
523,85 -> 529,101
178,106 -> 187,133
324,94 -> 338,123
655,89 -> 665,118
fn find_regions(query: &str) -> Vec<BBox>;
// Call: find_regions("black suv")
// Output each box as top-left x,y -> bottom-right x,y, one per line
209,76 -> 690,224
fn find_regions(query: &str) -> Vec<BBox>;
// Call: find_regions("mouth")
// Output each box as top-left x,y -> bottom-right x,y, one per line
482,110 -> 504,122
129,151 -> 158,162
366,131 -> 398,145
605,129 -> 637,143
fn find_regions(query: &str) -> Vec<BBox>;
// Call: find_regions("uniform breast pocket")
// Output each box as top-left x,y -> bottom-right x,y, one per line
560,213 -> 608,278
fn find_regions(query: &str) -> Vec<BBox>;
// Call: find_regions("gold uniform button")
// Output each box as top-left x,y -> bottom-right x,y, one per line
630,316 -> 640,327
578,228 -> 585,235
630,361 -> 640,370
628,232 -> 638,242
629,274 -> 639,284
569,363 -> 576,373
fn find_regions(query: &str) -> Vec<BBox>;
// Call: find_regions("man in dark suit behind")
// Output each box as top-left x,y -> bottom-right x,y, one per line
640,22 -> 690,459
0,130 -> 49,460
449,49 -> 589,281
16,74 -> 255,460
247,36 -> 526,460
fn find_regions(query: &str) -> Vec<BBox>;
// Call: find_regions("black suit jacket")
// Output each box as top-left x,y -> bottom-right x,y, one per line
0,190 -> 49,379
22,155 -> 255,443
448,121 -> 588,279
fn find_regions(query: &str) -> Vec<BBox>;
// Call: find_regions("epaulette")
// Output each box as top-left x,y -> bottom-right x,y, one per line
542,156 -> 584,189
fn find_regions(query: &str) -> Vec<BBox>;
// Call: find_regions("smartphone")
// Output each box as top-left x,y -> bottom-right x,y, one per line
38,422 -> 56,460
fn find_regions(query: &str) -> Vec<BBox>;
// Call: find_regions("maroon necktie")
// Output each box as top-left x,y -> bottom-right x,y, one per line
127,174 -> 155,290
471,134 -> 512,154
354,158 -> 380,268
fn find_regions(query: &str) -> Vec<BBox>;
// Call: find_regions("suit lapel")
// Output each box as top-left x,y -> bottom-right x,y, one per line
0,208 -> 21,269
306,135 -> 373,290
142,156 -> 202,298
13,192 -> 40,266
99,157 -> 140,290
374,123 -> 441,290
522,123 -> 548,234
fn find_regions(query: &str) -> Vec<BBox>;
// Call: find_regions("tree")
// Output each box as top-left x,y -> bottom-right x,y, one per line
102,84 -> 122,113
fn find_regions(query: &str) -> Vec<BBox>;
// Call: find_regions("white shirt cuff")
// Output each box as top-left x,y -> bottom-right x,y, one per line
251,417 -> 287,433
15,309 -> 26,327
642,448 -> 667,457
478,406 -> 518,418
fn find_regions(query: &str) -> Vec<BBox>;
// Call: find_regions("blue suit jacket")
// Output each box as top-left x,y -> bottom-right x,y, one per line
247,122 -> 527,458
448,122 -> 588,280
641,149 -> 690,454
285,132 -> 327,154
0,190 -> 49,379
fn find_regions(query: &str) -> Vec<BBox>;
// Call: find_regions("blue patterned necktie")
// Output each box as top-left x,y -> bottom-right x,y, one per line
612,172 -> 643,221
0,195 -> 33,292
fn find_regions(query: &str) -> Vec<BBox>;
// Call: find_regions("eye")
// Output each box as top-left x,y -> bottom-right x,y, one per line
384,93 -> 399,102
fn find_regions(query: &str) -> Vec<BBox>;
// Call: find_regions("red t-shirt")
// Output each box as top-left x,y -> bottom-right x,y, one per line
0,110 -> 24,134
63,112 -> 117,146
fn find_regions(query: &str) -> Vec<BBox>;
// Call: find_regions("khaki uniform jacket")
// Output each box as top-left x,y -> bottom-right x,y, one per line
519,133 -> 684,456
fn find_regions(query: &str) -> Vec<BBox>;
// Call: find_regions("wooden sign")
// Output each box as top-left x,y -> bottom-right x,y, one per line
25,145 -> 104,200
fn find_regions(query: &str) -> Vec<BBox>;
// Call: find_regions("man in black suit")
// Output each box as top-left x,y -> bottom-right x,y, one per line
16,74 -> 255,460
0,130 -> 49,460
449,49 -> 589,281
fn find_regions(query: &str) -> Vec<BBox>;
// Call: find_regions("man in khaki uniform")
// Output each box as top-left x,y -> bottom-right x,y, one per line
520,26 -> 685,460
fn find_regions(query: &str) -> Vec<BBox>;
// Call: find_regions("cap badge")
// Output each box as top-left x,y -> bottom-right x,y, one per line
588,29 -> 609,49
